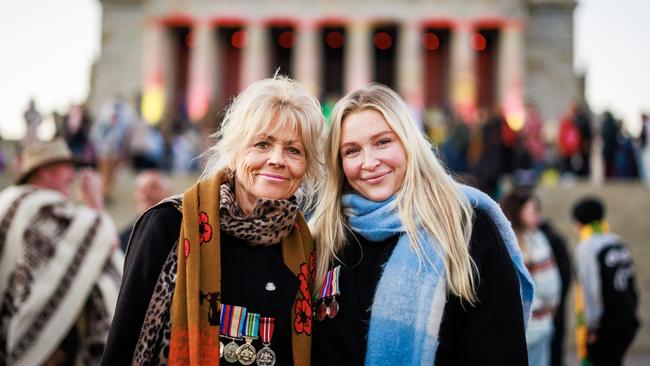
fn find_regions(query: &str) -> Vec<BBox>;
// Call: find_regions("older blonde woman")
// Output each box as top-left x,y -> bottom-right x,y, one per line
309,84 -> 534,365
102,77 -> 324,366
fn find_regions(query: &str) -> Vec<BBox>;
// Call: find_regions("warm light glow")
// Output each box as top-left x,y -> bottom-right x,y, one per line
505,110 -> 525,131
185,31 -> 195,48
278,30 -> 295,48
231,30 -> 247,48
326,31 -> 344,49
422,32 -> 440,50
471,33 -> 487,51
188,85 -> 210,121
374,32 -> 392,50
142,87 -> 164,125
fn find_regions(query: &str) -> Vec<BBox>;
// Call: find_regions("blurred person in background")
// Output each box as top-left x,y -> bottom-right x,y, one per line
469,108 -> 509,198
21,98 -> 42,150
539,216 -> 573,366
0,139 -> 123,365
129,102 -> 165,171
508,174 -> 573,366
119,169 -> 171,251
557,107 -> 582,177
63,104 -> 96,166
571,197 -> 639,366
502,190 -> 562,366
573,102 -> 593,178
521,103 -> 547,173
638,113 -> 650,186
91,98 -> 133,202
600,111 -> 619,178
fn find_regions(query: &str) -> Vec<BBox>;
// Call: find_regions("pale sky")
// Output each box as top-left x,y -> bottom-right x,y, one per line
0,0 -> 648,140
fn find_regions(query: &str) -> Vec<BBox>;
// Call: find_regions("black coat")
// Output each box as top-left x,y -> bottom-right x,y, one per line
312,208 -> 528,366
101,203 -> 299,366
540,221 -> 573,366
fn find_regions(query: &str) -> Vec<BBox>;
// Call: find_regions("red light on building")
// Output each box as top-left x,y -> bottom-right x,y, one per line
231,30 -> 248,48
471,33 -> 487,51
374,32 -> 392,50
185,31 -> 195,48
278,30 -> 295,48
326,31 -> 345,49
422,32 -> 440,50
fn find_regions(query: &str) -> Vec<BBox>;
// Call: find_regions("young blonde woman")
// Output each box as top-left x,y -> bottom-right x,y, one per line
101,77 -> 324,366
309,84 -> 534,365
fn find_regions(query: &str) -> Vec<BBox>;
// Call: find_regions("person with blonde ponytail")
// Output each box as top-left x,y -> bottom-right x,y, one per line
309,84 -> 534,366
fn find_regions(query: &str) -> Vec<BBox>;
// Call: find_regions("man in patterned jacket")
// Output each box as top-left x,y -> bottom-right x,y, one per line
0,139 -> 123,366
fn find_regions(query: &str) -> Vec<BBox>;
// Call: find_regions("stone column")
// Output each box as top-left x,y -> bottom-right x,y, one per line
449,22 -> 476,122
345,20 -> 371,93
294,20 -> 320,97
187,21 -> 216,122
141,22 -> 172,125
398,20 -> 424,126
241,21 -> 269,90
498,21 -> 525,130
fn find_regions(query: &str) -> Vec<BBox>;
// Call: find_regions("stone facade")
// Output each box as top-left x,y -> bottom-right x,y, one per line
88,0 -> 578,127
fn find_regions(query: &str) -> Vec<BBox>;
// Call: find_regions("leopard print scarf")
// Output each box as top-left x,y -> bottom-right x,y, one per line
219,180 -> 299,245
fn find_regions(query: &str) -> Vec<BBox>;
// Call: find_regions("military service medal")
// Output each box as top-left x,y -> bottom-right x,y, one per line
220,304 -> 247,363
236,312 -> 260,365
256,317 -> 276,366
315,265 -> 341,321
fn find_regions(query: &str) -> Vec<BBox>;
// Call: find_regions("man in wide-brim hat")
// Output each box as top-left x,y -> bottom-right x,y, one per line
15,138 -> 82,193
0,139 -> 124,365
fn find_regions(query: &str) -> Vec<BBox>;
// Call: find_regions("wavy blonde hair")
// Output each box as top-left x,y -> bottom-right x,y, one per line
309,84 -> 478,303
199,76 -> 325,209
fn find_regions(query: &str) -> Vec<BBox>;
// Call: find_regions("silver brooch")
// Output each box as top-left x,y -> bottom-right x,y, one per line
265,282 -> 276,291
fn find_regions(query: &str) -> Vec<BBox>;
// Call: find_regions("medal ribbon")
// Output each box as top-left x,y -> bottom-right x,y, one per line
220,304 -> 247,337
259,317 -> 275,344
331,266 -> 340,296
242,312 -> 260,339
318,265 -> 341,299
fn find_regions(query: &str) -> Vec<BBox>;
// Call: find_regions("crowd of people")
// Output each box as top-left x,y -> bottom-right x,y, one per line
425,102 -> 650,199
0,78 -> 641,366
4,97 -> 204,203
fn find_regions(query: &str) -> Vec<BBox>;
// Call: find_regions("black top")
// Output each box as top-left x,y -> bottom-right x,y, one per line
101,204 -> 298,366
311,208 -> 528,366
594,241 -> 639,334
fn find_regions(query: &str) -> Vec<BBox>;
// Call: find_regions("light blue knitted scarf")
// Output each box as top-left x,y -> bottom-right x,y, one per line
341,185 -> 534,366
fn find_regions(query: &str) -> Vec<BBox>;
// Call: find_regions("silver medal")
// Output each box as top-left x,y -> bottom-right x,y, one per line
256,346 -> 276,366
223,340 -> 240,363
220,341 -> 225,358
236,341 -> 257,365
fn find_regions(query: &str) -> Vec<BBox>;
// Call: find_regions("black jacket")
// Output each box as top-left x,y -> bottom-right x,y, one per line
312,208 -> 528,366
101,203 -> 298,366
539,221 -> 572,366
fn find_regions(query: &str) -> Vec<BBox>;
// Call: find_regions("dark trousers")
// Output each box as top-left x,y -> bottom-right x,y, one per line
587,326 -> 637,366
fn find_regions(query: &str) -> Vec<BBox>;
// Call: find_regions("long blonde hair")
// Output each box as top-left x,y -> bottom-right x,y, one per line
199,76 -> 325,209
309,84 -> 478,303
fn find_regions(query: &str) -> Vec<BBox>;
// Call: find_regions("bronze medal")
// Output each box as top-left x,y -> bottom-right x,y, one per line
236,340 -> 257,365
328,297 -> 339,318
316,301 -> 328,321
